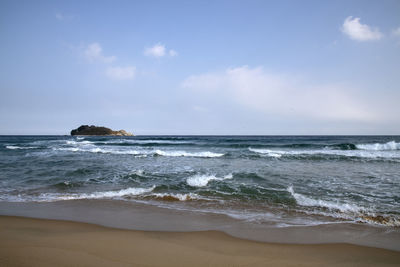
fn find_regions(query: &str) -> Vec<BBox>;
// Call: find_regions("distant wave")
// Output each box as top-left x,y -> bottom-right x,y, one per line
249,147 -> 400,159
55,147 -> 144,155
356,141 -> 400,151
154,150 -> 224,158
186,174 -> 232,187
55,147 -> 224,158
66,140 -> 94,145
6,145 -> 38,150
248,148 -> 283,158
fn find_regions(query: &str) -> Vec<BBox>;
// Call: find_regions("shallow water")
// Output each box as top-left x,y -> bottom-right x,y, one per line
1,135 -> 399,228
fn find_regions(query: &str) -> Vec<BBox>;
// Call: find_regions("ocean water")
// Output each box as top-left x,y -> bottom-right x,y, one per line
1,135 -> 400,228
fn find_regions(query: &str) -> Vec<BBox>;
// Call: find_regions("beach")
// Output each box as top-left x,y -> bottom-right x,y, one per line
1,215 -> 400,267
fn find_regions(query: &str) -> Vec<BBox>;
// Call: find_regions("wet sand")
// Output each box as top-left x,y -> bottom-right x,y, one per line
1,216 -> 399,267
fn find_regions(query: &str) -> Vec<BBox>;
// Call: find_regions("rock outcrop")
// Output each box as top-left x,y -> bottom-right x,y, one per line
70,125 -> 133,136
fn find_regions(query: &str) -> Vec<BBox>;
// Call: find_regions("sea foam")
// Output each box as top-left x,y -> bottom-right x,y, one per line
356,141 -> 400,151
37,186 -> 155,201
186,174 -> 232,187
287,186 -> 364,213
249,147 -> 400,159
154,150 -> 224,158
6,145 -> 38,150
149,192 -> 201,201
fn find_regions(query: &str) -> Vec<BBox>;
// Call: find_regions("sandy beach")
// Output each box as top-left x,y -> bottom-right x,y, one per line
1,216 -> 399,267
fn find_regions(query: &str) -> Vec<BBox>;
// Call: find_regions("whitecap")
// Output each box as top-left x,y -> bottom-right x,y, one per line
37,186 -> 155,201
154,150 -> 224,158
249,148 -> 283,158
186,174 -> 233,187
287,186 -> 364,213
6,145 -> 38,150
356,141 -> 400,151
54,147 -> 145,155
249,147 -> 400,159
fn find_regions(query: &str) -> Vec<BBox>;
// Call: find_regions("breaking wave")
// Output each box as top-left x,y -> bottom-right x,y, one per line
55,147 -> 223,158
36,186 -> 156,201
356,141 -> 400,151
186,174 -> 233,187
154,150 -> 224,158
287,186 -> 363,214
6,145 -> 38,150
249,147 -> 400,159
287,186 -> 400,227
248,148 -> 283,158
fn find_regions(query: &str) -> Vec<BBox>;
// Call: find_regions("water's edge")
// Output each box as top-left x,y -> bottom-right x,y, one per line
1,200 -> 399,251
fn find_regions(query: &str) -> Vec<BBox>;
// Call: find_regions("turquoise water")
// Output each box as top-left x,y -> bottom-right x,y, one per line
1,135 -> 399,227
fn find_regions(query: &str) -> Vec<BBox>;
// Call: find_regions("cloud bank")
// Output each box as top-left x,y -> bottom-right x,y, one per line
182,66 -> 374,122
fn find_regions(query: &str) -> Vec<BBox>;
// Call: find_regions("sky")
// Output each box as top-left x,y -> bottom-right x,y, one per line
0,0 -> 399,135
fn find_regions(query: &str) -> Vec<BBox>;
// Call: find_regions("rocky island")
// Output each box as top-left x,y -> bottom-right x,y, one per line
70,125 -> 133,136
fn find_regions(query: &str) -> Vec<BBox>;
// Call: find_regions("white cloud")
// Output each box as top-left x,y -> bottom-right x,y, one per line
182,66 -> 374,122
84,43 -> 116,63
106,66 -> 136,80
144,43 -> 177,58
169,49 -> 178,57
144,43 -> 166,57
341,16 -> 383,41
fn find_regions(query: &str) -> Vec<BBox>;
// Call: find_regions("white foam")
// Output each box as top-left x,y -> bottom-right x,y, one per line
37,186 -> 155,201
55,147 -> 144,155
249,148 -> 283,158
356,141 -> 400,151
66,140 -> 93,145
150,192 -> 201,201
6,145 -> 38,150
154,150 -> 224,158
103,139 -> 189,145
186,174 -> 233,187
287,186 -> 363,213
249,147 -> 400,159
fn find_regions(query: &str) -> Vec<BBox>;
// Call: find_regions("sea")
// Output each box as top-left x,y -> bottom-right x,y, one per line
1,135 -> 400,249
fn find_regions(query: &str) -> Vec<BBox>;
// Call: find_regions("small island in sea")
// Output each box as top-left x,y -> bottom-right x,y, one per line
70,125 -> 133,136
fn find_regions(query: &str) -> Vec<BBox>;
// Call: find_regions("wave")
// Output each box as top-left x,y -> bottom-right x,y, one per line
66,140 -> 94,145
55,146 -> 224,158
145,192 -> 201,201
287,186 -> 363,213
154,150 -> 224,158
249,147 -> 400,159
186,174 -> 233,187
287,186 -> 400,227
248,148 -> 283,158
6,145 -> 38,150
356,141 -> 400,151
37,186 -> 156,201
55,147 -> 145,155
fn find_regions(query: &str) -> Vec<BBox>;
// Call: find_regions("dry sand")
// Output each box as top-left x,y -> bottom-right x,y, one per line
0,216 -> 399,267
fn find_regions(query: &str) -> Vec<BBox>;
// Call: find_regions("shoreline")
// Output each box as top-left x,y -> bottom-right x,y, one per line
1,200 -> 399,252
1,215 -> 400,267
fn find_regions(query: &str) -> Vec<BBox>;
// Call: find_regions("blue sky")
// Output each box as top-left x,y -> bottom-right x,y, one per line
1,0 -> 399,134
